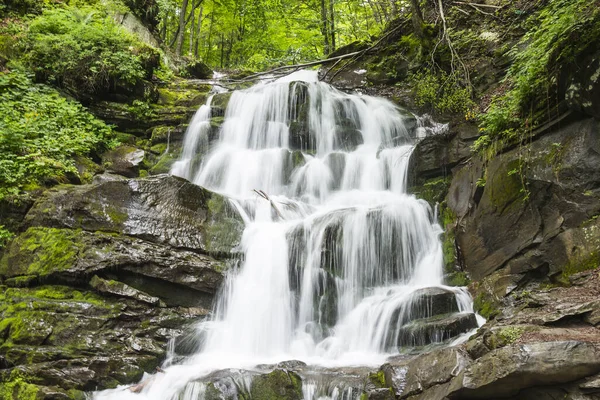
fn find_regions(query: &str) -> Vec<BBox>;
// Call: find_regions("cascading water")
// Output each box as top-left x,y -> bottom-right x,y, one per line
93,71 -> 479,400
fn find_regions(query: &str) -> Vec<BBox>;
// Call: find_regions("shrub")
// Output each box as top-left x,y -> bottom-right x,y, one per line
0,70 -> 116,201
408,69 -> 475,116
20,6 -> 159,97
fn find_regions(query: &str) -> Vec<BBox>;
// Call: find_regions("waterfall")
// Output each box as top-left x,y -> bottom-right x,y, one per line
93,71 -> 478,400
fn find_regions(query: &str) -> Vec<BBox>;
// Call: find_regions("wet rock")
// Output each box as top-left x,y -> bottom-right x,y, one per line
89,275 -> 162,306
185,60 -> 213,79
580,373 -> 600,393
384,347 -> 470,399
396,313 -> 478,347
24,174 -> 244,256
276,360 -> 307,370
0,285 -> 187,393
449,341 -> 600,399
409,287 -> 460,317
102,145 -> 146,178
452,118 -> 600,281
211,92 -> 233,117
0,228 -> 224,306
410,121 -> 476,181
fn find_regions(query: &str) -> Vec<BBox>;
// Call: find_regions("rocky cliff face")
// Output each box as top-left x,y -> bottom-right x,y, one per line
0,175 -> 243,398
390,76 -> 600,400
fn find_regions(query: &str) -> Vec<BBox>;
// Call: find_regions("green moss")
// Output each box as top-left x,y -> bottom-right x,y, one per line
368,370 -> 387,388
106,206 -> 128,225
447,271 -> 470,287
0,228 -> 84,278
149,151 -> 180,175
560,251 -> 600,282
211,92 -> 232,111
473,292 -> 499,320
0,375 -> 42,400
157,87 -> 208,107
250,370 -> 303,400
150,144 -> 168,155
415,177 -> 451,205
407,69 -> 475,117
4,275 -> 36,287
150,126 -> 174,144
204,196 -> 244,254
210,116 -> 225,129
489,159 -> 528,209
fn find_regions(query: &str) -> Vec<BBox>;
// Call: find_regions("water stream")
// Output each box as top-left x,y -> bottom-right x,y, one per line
94,71 -> 479,400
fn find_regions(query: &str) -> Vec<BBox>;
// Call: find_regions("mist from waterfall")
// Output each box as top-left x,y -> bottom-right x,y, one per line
93,71 -> 477,400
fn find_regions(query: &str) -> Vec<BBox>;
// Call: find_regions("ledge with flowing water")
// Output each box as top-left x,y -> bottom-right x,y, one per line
93,70 -> 480,400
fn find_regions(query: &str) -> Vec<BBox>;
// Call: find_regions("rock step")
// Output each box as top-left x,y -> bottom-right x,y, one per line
396,312 -> 478,347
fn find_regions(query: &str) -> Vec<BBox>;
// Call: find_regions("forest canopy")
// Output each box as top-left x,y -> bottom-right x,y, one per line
150,0 -> 410,69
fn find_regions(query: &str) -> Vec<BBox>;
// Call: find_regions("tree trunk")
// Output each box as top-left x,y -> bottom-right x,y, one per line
194,6 -> 203,58
189,7 -> 195,55
409,0 -> 424,39
219,33 -> 225,68
320,0 -> 330,55
329,0 -> 335,52
160,14 -> 167,42
176,0 -> 189,56
205,11 -> 214,60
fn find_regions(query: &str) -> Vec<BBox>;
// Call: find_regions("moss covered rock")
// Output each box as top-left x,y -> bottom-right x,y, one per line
24,174 -> 243,256
250,369 -> 303,400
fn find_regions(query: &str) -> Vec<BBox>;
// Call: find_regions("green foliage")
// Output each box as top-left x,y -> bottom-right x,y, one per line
0,71 -> 116,201
20,6 -> 158,95
0,226 -> 14,249
473,292 -> 499,320
158,0 -> 395,70
479,0 -> 600,148
408,69 -> 475,116
0,372 -> 41,400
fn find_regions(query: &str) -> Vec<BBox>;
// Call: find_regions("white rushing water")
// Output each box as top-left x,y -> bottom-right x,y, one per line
94,71 -> 478,400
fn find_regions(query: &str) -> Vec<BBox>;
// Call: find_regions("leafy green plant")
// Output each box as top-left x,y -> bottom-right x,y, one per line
0,225 -> 14,249
408,69 -> 475,116
0,70 -> 116,201
479,0 -> 600,146
20,6 -> 159,97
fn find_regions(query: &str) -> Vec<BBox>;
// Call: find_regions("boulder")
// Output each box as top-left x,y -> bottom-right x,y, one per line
0,228 -> 224,307
185,60 -> 213,79
410,121 -> 478,181
0,285 -> 195,394
250,369 -> 303,400
449,341 -> 600,399
409,287 -> 460,317
102,145 -> 146,178
382,347 -> 471,399
396,313 -> 478,347
23,174 -> 244,256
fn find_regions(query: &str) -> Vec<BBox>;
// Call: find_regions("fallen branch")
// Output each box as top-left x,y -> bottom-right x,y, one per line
465,3 -> 496,16
253,189 -> 284,220
454,6 -> 471,16
451,1 -> 503,9
222,51 -> 364,84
